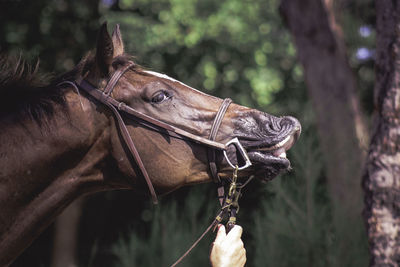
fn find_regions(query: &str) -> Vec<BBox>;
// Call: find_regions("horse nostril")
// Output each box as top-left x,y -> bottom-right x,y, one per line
279,116 -> 295,126
266,119 -> 282,133
258,113 -> 301,137
280,116 -> 302,135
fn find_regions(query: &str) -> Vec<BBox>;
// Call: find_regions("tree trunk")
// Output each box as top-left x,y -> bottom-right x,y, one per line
279,0 -> 368,265
363,1 -> 400,266
51,199 -> 83,267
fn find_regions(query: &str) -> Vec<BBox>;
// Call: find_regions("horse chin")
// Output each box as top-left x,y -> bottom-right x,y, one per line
247,151 -> 291,182
239,127 -> 300,182
221,150 -> 291,182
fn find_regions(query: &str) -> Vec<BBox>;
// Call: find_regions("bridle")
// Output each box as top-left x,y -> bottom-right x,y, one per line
59,61 -> 251,204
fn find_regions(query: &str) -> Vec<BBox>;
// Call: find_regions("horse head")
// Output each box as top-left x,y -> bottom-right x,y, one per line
84,23 -> 301,196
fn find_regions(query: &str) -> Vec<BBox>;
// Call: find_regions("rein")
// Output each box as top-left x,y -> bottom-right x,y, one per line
59,61 -> 253,264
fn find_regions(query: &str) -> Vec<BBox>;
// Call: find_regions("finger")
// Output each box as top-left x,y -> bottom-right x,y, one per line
224,246 -> 246,267
228,238 -> 244,256
226,225 -> 243,241
231,246 -> 246,267
214,224 -> 227,244
238,251 -> 247,267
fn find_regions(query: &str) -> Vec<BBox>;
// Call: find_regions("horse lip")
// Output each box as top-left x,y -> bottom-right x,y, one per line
256,135 -> 292,152
240,126 -> 300,173
247,151 -> 290,168
230,117 -> 300,180
245,129 -> 299,156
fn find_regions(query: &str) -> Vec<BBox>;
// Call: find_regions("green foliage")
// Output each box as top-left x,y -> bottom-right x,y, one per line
103,0 -> 300,109
111,186 -> 218,267
251,109 -> 369,267
253,115 -> 327,266
0,0 -> 100,72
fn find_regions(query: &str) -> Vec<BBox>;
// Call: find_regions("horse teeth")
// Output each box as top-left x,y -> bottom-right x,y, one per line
276,136 -> 291,148
278,152 -> 286,158
273,147 -> 286,158
257,135 -> 291,151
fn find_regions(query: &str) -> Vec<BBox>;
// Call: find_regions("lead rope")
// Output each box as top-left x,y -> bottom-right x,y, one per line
169,167 -> 255,267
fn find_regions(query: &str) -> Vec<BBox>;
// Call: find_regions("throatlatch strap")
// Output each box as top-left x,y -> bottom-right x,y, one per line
207,98 -> 232,183
104,62 -> 158,203
107,102 -> 158,204
59,77 -> 158,204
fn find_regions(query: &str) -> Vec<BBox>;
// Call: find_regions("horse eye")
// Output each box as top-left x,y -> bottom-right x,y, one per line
151,91 -> 171,104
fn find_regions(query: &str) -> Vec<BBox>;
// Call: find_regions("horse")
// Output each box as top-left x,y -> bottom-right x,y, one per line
0,23 -> 301,266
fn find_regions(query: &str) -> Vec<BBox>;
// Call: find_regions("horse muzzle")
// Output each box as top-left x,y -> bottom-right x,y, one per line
228,114 -> 301,180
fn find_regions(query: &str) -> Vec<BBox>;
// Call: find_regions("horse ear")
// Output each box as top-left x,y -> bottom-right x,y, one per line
95,22 -> 114,76
111,24 -> 124,57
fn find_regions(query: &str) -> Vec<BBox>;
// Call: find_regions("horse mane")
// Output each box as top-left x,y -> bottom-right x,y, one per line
0,54 -> 71,123
0,53 -> 140,124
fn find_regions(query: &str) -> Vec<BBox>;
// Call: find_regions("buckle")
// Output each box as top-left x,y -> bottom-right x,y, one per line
223,138 -> 252,170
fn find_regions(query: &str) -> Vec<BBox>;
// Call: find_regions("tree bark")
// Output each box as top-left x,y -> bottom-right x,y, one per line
363,1 -> 400,266
279,0 -> 368,265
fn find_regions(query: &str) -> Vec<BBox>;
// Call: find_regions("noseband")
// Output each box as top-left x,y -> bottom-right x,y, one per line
60,61 -> 251,204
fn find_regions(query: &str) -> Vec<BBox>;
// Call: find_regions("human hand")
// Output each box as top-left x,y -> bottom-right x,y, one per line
210,224 -> 246,267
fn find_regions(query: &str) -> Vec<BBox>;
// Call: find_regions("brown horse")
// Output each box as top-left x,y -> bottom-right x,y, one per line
0,23 -> 300,266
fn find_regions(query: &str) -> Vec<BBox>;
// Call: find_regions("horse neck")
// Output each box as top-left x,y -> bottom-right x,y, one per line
0,90 -> 113,266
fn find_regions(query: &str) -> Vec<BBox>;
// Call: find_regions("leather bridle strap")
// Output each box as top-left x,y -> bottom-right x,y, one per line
94,63 -> 158,202
81,62 -> 159,203
79,80 -> 227,151
103,62 -> 134,95
105,100 -> 158,204
59,79 -> 159,204
208,98 -> 232,183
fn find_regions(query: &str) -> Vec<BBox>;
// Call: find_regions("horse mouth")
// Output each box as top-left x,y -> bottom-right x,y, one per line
243,130 -> 300,181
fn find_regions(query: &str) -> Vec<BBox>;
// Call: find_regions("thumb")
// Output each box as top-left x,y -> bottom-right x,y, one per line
214,224 -> 227,244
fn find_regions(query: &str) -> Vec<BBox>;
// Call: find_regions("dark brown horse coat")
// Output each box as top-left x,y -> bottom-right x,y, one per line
0,23 -> 300,266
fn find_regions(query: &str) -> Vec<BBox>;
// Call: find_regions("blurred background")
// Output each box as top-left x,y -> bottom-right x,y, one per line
0,0 -> 375,266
